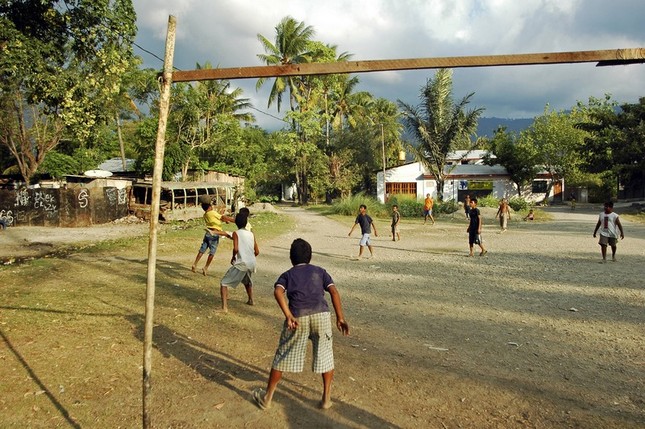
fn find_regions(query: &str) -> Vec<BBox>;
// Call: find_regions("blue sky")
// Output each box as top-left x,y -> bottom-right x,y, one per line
132,0 -> 645,129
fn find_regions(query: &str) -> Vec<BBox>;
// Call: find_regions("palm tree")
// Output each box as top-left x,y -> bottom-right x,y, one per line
398,69 -> 484,201
256,16 -> 315,113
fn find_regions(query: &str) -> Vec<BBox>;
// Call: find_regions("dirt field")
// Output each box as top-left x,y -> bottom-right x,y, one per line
0,204 -> 643,428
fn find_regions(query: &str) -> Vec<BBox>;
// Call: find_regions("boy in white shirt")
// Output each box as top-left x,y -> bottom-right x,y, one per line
593,201 -> 625,262
219,212 -> 259,312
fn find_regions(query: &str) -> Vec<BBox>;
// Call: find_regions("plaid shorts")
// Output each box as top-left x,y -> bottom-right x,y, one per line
272,312 -> 334,373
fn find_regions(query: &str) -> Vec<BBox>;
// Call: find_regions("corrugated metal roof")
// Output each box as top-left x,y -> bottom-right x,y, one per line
98,158 -> 136,172
132,181 -> 235,190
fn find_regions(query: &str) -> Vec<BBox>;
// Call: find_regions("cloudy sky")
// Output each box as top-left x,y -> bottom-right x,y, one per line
132,0 -> 645,130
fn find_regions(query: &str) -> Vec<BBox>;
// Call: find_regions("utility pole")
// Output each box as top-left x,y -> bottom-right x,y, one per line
381,123 -> 386,201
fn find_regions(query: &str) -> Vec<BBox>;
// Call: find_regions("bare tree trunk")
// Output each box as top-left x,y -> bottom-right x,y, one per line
116,114 -> 126,171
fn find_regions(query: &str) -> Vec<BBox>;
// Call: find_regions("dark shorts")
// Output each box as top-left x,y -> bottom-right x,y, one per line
199,232 -> 220,255
469,232 -> 482,245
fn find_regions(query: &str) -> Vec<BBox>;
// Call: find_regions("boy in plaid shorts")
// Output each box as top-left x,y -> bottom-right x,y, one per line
253,238 -> 350,410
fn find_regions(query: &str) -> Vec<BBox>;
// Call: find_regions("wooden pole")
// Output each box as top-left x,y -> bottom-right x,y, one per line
381,124 -> 386,201
142,15 -> 176,429
172,48 -> 645,82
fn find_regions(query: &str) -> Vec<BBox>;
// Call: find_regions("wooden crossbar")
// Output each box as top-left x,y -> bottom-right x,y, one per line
172,48 -> 645,82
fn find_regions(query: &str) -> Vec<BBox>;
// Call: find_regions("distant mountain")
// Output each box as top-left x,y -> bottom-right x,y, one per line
476,117 -> 533,138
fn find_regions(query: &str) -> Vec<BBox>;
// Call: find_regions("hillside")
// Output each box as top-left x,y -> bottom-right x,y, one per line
476,116 -> 533,137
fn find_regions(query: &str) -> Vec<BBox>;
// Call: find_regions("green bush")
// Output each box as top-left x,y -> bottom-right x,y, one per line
435,199 -> 459,214
386,194 -> 423,217
259,195 -> 278,204
508,197 -> 529,212
332,193 -> 387,217
477,194 -> 500,208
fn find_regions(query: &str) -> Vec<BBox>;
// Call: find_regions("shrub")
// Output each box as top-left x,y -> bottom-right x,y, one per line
258,195 -> 278,204
477,194 -> 499,208
435,199 -> 459,214
332,193 -> 387,217
386,194 -> 422,217
508,197 -> 529,212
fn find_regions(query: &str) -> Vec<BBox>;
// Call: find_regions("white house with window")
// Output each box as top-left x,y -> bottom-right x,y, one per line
377,150 -> 562,203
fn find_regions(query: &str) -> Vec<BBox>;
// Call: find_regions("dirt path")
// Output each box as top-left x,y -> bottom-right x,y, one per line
242,205 -> 645,428
1,205 -> 643,428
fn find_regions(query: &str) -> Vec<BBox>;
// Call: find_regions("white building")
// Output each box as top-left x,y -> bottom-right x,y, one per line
377,150 -> 562,203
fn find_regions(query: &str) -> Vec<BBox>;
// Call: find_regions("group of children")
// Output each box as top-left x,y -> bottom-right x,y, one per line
191,201 -> 349,411
188,196 -> 626,413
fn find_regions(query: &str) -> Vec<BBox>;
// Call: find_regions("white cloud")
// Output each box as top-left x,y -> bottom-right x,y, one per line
133,0 -> 645,121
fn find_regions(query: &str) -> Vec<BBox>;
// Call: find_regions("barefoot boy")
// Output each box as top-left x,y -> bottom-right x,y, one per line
348,204 -> 378,259
467,197 -> 487,256
391,204 -> 401,241
593,201 -> 624,262
253,238 -> 349,410
219,213 -> 259,312
192,202 -> 234,276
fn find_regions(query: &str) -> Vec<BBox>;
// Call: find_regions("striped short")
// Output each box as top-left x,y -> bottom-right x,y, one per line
272,312 -> 334,373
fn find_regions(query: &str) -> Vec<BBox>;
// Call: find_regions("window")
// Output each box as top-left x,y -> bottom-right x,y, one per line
386,182 -> 417,196
532,180 -> 548,193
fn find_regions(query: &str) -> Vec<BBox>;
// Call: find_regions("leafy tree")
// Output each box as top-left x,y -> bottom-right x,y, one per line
399,69 -> 484,200
0,0 -> 137,184
612,98 -> 645,198
577,96 -> 645,199
483,127 -> 539,197
523,105 -> 589,202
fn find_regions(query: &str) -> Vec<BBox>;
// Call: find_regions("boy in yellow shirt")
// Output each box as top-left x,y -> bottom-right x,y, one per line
192,202 -> 234,275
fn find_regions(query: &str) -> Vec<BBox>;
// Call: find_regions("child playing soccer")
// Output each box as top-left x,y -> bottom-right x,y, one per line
253,238 -> 349,410
219,212 -> 259,312
593,201 -> 625,262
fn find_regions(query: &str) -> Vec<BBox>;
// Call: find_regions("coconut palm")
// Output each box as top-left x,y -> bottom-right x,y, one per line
398,69 -> 484,200
256,16 -> 315,113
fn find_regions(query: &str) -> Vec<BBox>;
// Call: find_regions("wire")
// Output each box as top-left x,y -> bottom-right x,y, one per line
58,1 -> 284,123
133,42 -> 183,71
248,106 -> 288,122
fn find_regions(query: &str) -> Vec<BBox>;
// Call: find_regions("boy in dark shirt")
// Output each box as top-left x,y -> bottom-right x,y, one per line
253,239 -> 350,410
467,197 -> 487,256
348,204 -> 378,259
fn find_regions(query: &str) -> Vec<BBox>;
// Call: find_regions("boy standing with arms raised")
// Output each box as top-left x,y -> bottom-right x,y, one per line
253,238 -> 349,410
348,204 -> 378,259
593,201 -> 625,262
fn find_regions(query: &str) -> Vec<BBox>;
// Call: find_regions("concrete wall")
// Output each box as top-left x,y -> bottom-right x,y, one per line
0,187 -> 129,227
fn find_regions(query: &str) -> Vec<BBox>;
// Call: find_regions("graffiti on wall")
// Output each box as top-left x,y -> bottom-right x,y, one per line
0,187 -> 129,227
0,209 -> 13,226
78,189 -> 89,209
